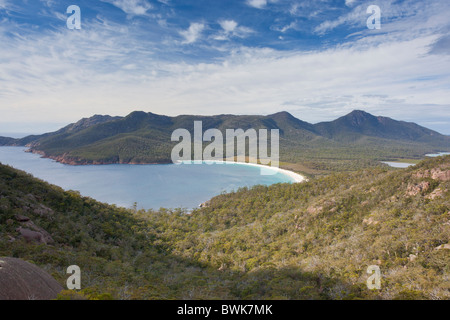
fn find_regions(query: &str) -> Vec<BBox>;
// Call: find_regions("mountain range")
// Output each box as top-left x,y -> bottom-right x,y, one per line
1,110 -> 449,174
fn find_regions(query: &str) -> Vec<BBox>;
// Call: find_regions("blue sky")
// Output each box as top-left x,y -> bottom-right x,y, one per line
0,0 -> 450,134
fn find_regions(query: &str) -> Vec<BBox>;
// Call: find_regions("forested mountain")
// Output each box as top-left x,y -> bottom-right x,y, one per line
9,115 -> 122,147
315,110 -> 448,144
0,137 -> 15,146
0,156 -> 449,300
1,110 -> 449,174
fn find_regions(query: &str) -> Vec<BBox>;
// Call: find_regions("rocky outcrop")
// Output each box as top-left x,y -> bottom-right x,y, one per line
14,215 -> 54,245
0,257 -> 63,300
406,181 -> 431,196
15,214 -> 30,222
27,150 -> 89,166
363,217 -> 380,226
434,243 -> 450,251
199,201 -> 211,208
414,167 -> 450,182
425,188 -> 446,200
408,254 -> 418,262
307,205 -> 323,215
33,204 -> 54,218
28,149 -> 170,166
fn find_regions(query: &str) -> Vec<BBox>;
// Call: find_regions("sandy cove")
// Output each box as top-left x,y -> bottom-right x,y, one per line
178,160 -> 307,183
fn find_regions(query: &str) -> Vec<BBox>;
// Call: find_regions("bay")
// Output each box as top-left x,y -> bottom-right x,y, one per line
0,147 -> 296,210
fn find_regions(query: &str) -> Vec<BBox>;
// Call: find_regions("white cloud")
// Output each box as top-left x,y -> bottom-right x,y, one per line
1,22 -> 450,133
101,0 -> 152,16
179,23 -> 205,44
215,20 -> 254,40
157,19 -> 168,27
39,0 -> 55,8
246,0 -> 267,9
0,0 -> 450,134
315,4 -> 367,34
316,0 -> 450,35
274,21 -> 297,33
345,0 -> 357,7
219,20 -> 238,33
0,0 -> 10,10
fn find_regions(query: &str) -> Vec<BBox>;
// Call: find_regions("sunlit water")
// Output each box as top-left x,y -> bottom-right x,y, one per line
381,161 -> 415,168
425,152 -> 450,157
382,152 -> 450,168
0,147 -> 295,210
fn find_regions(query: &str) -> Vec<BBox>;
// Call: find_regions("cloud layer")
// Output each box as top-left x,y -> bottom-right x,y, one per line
0,0 -> 449,134
101,0 -> 152,16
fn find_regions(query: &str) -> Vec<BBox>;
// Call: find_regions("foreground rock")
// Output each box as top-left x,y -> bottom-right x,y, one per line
0,257 -> 63,300
14,215 -> 54,245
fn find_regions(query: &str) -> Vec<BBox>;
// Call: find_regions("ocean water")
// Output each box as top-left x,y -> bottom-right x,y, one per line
0,147 -> 295,210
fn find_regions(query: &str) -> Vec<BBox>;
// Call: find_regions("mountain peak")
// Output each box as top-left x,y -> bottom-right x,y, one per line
345,110 -> 376,119
65,114 -> 121,133
314,109 -> 448,143
340,110 -> 378,128
348,110 -> 372,116
126,111 -> 148,118
270,111 -> 295,118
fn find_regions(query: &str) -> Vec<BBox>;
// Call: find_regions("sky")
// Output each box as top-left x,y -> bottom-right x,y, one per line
0,0 -> 449,134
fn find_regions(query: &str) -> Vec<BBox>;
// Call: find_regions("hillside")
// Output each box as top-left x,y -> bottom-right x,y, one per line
0,156 -> 448,299
1,110 -> 449,175
315,110 -> 448,145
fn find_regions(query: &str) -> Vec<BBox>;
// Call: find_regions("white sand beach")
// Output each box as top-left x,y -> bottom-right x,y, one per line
178,160 -> 307,183
233,162 -> 307,183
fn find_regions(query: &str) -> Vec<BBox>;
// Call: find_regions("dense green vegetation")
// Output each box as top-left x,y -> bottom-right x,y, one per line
1,110 -> 449,176
1,155 -> 448,300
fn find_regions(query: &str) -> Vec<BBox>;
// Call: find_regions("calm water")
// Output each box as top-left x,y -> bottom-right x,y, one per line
425,152 -> 450,157
381,161 -> 415,168
0,147 -> 295,210
382,152 -> 450,168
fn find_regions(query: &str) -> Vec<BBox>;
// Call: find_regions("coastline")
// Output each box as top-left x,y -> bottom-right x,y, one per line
179,160 -> 307,184
25,147 -> 307,183
233,161 -> 307,183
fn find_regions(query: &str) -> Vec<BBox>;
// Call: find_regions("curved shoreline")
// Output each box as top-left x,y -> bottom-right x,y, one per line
24,146 -> 307,184
179,160 -> 307,184
233,162 -> 307,183
23,147 -> 307,183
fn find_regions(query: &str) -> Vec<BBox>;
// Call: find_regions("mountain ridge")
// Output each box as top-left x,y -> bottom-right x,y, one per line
315,110 -> 444,142
1,110 -> 449,172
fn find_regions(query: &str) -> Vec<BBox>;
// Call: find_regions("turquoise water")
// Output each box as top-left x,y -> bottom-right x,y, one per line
0,147 -> 294,210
